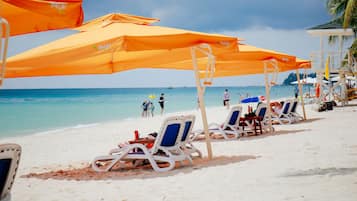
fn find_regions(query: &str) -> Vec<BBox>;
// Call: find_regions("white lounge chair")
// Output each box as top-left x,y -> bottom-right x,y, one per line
195,105 -> 243,140
0,143 -> 21,201
179,115 -> 202,158
271,100 -> 293,125
289,99 -> 304,122
240,102 -> 273,134
92,116 -> 190,172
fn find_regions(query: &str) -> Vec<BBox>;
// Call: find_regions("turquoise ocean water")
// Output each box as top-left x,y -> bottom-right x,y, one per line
0,86 -> 307,138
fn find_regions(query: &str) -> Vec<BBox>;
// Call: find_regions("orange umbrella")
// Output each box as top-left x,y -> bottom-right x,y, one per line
197,58 -> 310,78
75,13 -> 160,29
0,0 -> 84,37
4,13 -> 238,78
152,44 -> 305,77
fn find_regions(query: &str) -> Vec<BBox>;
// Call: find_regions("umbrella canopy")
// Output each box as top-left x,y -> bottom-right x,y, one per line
0,0 -> 84,37
202,55 -> 310,78
74,13 -> 159,29
4,13 -> 238,78
152,44 -> 309,77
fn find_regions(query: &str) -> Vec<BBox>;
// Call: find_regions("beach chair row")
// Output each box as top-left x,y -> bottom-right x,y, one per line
91,103 -> 267,173
91,100 -> 304,173
193,103 -> 273,138
92,115 -> 201,173
92,104 -> 268,173
270,99 -> 304,125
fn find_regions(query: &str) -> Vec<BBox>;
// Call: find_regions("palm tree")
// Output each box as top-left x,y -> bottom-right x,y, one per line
326,0 -> 357,59
327,0 -> 356,29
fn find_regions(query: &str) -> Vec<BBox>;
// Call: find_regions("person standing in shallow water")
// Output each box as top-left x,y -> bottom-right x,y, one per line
158,93 -> 165,115
223,89 -> 230,109
148,101 -> 155,117
294,85 -> 299,99
141,100 -> 148,117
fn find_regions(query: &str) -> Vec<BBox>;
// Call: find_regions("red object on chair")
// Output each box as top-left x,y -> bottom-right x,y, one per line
134,130 -> 139,140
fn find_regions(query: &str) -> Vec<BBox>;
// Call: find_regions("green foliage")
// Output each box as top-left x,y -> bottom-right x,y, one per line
326,0 -> 357,59
282,72 -> 316,85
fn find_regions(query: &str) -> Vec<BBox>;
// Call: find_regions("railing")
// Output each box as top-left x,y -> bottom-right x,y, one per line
310,50 -> 349,73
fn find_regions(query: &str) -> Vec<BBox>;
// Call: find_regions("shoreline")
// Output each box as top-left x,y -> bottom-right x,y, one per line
0,105 -> 222,140
0,85 -> 301,138
0,102 -> 259,140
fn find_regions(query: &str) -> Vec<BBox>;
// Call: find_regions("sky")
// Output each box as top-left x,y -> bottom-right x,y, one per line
3,0 -> 334,89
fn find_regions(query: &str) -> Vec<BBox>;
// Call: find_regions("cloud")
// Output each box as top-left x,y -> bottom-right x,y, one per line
84,0 -> 330,32
222,27 -> 320,58
82,0 -> 331,32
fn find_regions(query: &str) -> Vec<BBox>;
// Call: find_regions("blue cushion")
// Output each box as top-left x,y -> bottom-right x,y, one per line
161,123 -> 181,147
0,158 -> 11,196
181,121 -> 192,141
258,107 -> 266,118
283,102 -> 290,114
291,101 -> 297,113
228,111 -> 239,126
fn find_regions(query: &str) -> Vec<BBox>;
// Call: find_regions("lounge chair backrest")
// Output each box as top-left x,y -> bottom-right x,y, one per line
281,101 -> 291,116
0,144 -> 21,201
180,115 -> 195,143
255,103 -> 267,119
290,99 -> 298,113
0,159 -> 11,200
225,106 -> 242,127
151,116 -> 184,153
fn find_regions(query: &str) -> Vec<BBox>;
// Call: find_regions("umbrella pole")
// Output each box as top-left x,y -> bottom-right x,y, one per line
264,61 -> 273,133
191,46 -> 213,160
0,18 -> 10,87
296,69 -> 307,120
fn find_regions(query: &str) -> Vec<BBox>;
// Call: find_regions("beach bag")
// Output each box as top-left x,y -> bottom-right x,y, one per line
318,103 -> 327,112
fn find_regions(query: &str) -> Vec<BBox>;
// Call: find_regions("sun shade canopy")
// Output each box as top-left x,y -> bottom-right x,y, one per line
203,58 -> 311,78
4,13 -> 238,78
74,13 -> 159,32
208,44 -> 298,75
0,0 -> 84,37
151,44 -> 311,77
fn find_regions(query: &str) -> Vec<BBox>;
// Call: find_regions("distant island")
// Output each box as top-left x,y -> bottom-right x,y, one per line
282,72 -> 316,85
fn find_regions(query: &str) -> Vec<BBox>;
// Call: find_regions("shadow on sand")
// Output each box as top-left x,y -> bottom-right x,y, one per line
21,155 -> 258,181
335,103 -> 357,107
293,117 -> 324,124
238,128 -> 309,141
283,167 -> 357,177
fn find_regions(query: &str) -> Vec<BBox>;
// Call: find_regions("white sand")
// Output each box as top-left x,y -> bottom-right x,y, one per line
1,101 -> 357,201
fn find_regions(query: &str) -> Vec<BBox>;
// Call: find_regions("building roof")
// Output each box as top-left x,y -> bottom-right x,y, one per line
306,18 -> 354,36
307,19 -> 345,30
